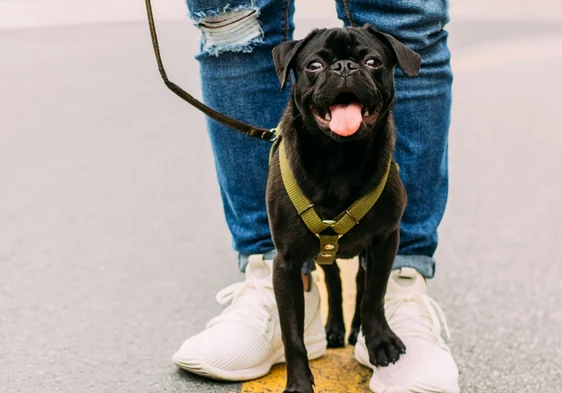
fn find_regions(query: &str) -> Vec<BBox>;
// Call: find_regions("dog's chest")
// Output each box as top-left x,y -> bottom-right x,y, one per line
307,180 -> 357,216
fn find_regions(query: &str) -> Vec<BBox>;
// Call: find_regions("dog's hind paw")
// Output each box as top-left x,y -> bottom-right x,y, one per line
348,326 -> 360,345
325,319 -> 346,348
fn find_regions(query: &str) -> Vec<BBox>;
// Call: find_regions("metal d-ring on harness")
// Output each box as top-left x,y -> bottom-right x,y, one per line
274,126 -> 393,265
144,2 -> 394,265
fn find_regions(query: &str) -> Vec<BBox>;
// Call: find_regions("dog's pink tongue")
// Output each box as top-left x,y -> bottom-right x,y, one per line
329,103 -> 363,136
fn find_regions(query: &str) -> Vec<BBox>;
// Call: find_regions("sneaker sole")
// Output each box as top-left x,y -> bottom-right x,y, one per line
174,332 -> 327,382
354,341 -> 460,393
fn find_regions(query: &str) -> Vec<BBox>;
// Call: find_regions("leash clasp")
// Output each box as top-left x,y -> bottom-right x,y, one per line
269,128 -> 277,142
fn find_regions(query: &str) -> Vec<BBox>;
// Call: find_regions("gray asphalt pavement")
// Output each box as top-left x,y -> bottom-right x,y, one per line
1,17 -> 562,393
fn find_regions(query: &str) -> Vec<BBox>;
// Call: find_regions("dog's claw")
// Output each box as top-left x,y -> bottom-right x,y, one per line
394,337 -> 407,355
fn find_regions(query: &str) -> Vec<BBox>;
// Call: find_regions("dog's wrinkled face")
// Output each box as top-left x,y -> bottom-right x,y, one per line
273,26 -> 421,141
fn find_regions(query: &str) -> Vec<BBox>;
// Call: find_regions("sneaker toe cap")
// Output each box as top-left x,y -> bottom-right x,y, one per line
172,324 -> 274,378
371,339 -> 459,393
172,339 -> 212,376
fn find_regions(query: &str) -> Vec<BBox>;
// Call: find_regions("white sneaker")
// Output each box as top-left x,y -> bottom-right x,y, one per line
172,254 -> 327,381
354,268 -> 460,393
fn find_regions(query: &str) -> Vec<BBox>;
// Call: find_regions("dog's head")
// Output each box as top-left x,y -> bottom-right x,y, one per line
273,26 -> 421,141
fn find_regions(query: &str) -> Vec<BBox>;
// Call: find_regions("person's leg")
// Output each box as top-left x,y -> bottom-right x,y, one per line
189,0 -> 289,271
334,1 -> 459,392
173,0 -> 326,380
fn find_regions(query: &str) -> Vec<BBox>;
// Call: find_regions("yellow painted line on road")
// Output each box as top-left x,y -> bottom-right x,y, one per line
242,258 -> 373,392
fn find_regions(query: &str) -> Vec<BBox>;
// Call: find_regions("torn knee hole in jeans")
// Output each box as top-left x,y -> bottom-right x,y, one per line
193,6 -> 264,56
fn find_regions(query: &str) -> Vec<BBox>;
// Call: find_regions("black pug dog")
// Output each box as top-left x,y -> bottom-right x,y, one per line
266,25 -> 421,392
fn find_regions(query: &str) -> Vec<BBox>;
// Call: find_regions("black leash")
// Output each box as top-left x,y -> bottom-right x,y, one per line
144,0 -> 275,141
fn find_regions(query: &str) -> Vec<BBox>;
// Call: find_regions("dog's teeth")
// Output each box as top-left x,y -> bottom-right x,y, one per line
363,110 -> 370,117
324,112 -> 331,121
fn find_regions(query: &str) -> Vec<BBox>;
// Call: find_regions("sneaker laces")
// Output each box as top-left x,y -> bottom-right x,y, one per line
206,269 -> 277,331
385,292 -> 451,350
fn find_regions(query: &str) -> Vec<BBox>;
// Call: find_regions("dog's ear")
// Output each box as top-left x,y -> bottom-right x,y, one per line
364,25 -> 421,77
272,31 -> 318,90
272,40 -> 307,90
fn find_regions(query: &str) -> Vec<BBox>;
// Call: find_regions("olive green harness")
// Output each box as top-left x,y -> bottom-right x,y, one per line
274,127 -> 393,265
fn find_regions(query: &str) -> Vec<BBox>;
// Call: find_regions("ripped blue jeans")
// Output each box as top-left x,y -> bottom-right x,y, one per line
186,0 -> 452,278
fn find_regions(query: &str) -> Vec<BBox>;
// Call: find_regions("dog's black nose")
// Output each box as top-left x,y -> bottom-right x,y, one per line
330,60 -> 359,77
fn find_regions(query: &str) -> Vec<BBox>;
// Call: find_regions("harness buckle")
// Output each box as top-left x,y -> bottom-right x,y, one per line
315,234 -> 339,265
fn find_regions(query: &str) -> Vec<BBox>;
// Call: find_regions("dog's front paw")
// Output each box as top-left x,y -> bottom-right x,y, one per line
284,367 -> 314,393
283,381 -> 314,393
283,388 -> 313,393
325,318 -> 346,348
348,326 -> 360,345
365,329 -> 406,367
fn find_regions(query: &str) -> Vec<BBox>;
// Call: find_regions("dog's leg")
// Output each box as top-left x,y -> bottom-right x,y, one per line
348,256 -> 365,345
320,263 -> 346,348
361,230 -> 406,366
273,254 -> 314,393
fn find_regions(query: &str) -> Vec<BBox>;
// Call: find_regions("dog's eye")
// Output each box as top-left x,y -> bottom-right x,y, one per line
365,58 -> 383,69
306,61 -> 324,72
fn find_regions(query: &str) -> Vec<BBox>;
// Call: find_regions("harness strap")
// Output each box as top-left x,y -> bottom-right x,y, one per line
278,139 -> 393,264
144,0 -> 275,141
